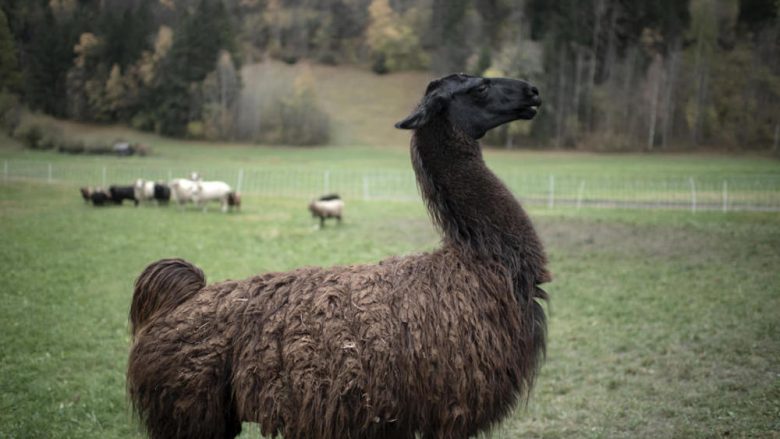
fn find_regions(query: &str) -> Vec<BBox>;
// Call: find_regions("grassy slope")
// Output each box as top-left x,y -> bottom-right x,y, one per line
0,180 -> 778,438
240,61 -> 433,147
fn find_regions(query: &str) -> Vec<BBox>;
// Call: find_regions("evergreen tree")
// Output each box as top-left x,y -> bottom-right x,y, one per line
0,9 -> 22,92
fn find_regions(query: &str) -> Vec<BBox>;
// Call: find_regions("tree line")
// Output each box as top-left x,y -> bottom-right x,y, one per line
0,0 -> 778,149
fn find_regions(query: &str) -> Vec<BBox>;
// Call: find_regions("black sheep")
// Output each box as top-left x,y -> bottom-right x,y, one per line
90,189 -> 112,206
109,185 -> 138,206
153,183 -> 171,204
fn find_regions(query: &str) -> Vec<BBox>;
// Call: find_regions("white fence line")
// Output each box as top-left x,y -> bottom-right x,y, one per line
1,160 -> 780,212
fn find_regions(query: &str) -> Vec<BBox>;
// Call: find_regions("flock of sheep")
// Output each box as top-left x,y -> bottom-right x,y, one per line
79,172 -> 346,226
79,173 -> 241,212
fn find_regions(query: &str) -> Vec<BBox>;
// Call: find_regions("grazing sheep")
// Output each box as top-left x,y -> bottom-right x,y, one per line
227,191 -> 241,211
308,193 -> 344,227
153,183 -> 171,204
191,180 -> 235,213
89,188 -> 112,206
168,178 -> 198,206
128,74 -> 549,439
134,179 -> 155,204
109,185 -> 138,206
79,187 -> 92,203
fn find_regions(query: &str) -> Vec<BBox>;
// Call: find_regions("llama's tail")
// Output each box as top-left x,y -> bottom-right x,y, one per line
130,258 -> 205,336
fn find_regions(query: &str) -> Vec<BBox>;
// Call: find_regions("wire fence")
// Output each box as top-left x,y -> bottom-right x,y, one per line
3,159 -> 780,212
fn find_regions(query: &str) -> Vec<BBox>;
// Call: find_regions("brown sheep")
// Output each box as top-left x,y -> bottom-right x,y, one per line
308,193 -> 344,227
127,74 -> 550,439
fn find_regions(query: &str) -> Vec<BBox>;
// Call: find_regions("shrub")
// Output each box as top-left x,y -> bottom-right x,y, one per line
38,136 -> 57,151
186,121 -> 205,139
57,140 -> 85,154
130,112 -> 155,132
16,124 -> 43,149
252,69 -> 330,146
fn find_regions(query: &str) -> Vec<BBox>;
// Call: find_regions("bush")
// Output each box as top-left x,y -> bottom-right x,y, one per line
130,112 -> 155,132
57,140 -> 85,154
252,70 -> 330,146
16,124 -> 43,149
38,136 -> 58,151
186,121 -> 205,139
372,53 -> 389,75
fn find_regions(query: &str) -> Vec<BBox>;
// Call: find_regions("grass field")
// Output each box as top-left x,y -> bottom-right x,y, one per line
1,171 -> 779,438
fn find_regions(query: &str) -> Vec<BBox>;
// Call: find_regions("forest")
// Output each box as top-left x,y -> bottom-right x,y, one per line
0,0 -> 778,150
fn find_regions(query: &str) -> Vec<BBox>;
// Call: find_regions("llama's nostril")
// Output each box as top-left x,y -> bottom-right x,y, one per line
525,86 -> 541,106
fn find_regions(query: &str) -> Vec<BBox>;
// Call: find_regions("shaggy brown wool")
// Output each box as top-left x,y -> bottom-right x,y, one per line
128,104 -> 550,439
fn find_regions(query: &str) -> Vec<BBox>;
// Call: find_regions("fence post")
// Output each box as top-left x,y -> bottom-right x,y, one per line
722,180 -> 728,213
547,174 -> 555,208
47,163 -> 52,183
362,175 -> 370,201
576,180 -> 586,210
237,168 -> 244,193
689,177 -> 697,213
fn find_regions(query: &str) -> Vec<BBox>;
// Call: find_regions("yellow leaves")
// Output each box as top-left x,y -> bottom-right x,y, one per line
366,0 -> 427,72
73,33 -> 100,68
137,26 -> 174,86
154,26 -> 174,60
483,67 -> 506,78
104,64 -> 125,112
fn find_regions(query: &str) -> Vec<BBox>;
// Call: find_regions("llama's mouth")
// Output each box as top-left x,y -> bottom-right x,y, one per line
517,105 -> 539,119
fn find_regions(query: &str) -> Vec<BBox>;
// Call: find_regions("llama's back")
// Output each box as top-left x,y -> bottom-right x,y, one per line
129,249 -> 542,438
225,248 -> 538,438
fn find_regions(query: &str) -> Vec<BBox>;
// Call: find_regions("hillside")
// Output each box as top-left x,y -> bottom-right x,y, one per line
239,61 -> 432,147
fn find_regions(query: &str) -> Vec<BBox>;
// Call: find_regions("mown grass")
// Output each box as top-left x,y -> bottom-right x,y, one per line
1,178 -> 778,438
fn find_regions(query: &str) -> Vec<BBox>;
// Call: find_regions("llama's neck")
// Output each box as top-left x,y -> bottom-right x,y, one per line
411,118 -> 550,288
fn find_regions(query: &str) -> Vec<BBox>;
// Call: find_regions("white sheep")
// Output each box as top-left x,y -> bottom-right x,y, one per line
169,178 -> 199,206
134,179 -> 155,204
191,180 -> 234,213
308,194 -> 344,227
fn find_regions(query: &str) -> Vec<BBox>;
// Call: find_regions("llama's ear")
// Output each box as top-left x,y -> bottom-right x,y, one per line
395,93 -> 447,130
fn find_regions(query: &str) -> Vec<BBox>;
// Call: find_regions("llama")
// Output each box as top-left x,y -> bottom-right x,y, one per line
308,193 -> 344,227
128,74 -> 549,439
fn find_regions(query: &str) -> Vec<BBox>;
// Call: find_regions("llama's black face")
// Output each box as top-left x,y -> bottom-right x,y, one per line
395,74 -> 542,139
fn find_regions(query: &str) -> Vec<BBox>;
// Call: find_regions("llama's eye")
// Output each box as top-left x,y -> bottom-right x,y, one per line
475,84 -> 489,94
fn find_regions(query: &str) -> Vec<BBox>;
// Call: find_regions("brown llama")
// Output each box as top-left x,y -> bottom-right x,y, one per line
127,73 -> 550,439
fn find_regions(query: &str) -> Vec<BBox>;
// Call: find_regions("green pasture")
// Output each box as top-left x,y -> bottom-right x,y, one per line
1,130 -> 780,437
1,173 -> 779,438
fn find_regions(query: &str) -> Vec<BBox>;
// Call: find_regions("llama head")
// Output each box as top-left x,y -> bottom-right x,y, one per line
395,73 -> 541,139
